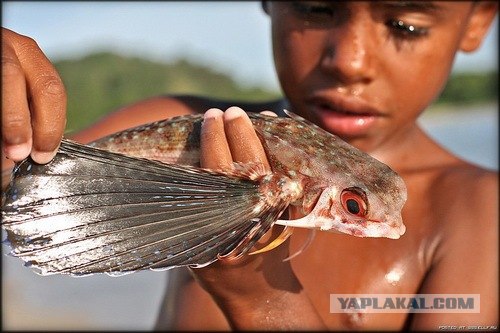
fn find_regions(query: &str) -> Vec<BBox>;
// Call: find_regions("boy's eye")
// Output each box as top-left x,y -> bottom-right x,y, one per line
387,19 -> 428,38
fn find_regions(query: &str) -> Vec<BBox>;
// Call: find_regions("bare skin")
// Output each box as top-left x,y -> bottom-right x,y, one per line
1,1 -> 498,331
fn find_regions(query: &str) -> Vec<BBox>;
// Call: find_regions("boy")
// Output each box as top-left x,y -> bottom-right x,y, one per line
2,1 -> 498,330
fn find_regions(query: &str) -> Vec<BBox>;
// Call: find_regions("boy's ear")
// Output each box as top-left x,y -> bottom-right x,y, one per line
460,1 -> 498,52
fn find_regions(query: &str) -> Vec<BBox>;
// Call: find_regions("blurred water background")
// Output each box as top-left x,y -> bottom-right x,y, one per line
419,105 -> 497,171
2,2 -> 498,330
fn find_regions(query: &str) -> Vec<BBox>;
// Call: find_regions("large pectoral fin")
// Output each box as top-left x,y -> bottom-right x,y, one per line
1,140 -> 283,276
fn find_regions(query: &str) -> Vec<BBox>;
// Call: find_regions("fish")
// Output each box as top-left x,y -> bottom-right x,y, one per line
1,111 -> 407,276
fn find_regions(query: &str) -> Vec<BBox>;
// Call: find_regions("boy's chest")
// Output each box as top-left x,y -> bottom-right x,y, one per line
288,227 -> 431,329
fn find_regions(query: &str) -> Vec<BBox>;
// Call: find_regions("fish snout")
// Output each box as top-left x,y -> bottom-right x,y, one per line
383,223 -> 406,239
370,212 -> 406,239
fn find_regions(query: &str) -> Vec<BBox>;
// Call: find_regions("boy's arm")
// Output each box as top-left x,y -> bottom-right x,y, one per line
155,269 -> 230,330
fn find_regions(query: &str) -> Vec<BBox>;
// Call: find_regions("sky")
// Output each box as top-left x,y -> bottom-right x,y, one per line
2,1 -> 498,90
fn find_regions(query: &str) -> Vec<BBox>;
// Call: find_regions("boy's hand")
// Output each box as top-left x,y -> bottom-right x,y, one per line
192,106 -> 300,308
2,28 -> 66,164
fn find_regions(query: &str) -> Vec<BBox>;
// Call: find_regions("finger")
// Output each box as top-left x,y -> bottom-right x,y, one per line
223,106 -> 271,171
1,39 -> 32,161
8,29 -> 67,163
200,108 -> 233,171
29,68 -> 66,163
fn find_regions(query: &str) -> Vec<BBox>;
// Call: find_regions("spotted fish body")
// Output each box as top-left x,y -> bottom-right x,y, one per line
2,111 -> 407,276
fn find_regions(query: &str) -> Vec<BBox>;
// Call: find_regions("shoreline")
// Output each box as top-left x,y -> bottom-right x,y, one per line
419,103 -> 497,125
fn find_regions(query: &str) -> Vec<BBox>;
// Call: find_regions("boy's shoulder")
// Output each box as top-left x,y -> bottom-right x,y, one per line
425,160 -> 497,257
128,94 -> 287,118
72,94 -> 287,142
429,160 -> 497,225
432,161 -> 497,216
172,94 -> 288,114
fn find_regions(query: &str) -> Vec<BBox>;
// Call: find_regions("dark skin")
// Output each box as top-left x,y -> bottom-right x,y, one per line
2,1 -> 498,330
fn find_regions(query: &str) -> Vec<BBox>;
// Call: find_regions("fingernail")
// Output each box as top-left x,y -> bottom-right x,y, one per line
224,107 -> 246,121
31,149 -> 57,164
4,143 -> 31,162
204,108 -> 223,120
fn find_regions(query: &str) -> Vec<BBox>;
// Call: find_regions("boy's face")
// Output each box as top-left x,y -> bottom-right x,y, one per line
267,1 -> 495,152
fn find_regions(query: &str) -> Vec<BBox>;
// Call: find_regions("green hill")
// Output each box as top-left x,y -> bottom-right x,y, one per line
54,52 -> 281,133
436,71 -> 498,106
54,51 -> 497,133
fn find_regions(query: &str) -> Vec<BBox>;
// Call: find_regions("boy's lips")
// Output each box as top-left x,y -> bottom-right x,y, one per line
306,95 -> 383,137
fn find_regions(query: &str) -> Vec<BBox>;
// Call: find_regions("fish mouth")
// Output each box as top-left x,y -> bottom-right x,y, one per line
276,214 -> 406,240
305,93 -> 385,137
324,217 -> 405,239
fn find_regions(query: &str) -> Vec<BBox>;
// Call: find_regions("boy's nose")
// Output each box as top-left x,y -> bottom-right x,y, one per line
320,21 -> 377,85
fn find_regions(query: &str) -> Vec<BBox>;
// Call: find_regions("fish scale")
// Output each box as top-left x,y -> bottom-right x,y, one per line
1,111 -> 407,276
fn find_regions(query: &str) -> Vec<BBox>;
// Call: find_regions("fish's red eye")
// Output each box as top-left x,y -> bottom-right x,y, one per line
341,188 -> 368,217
